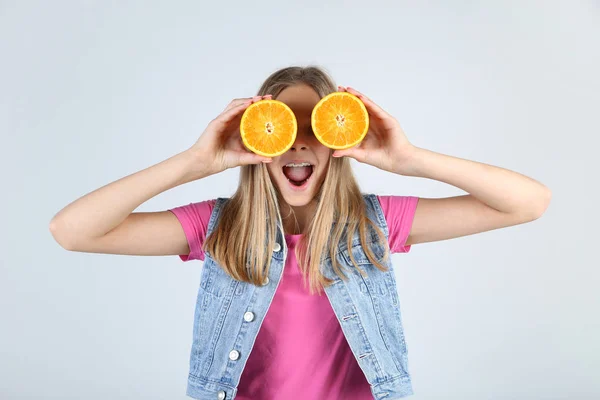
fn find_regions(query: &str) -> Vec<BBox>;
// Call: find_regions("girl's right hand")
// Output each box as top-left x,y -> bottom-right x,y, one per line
187,95 -> 274,177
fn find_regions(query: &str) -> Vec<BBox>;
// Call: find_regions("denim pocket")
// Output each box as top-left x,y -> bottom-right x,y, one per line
200,258 -> 246,297
340,242 -> 386,266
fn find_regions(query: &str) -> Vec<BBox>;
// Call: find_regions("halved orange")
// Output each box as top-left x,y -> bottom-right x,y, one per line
311,92 -> 369,149
240,99 -> 297,157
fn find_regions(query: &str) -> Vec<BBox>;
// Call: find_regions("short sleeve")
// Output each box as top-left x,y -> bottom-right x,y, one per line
168,199 -> 216,262
377,195 -> 419,253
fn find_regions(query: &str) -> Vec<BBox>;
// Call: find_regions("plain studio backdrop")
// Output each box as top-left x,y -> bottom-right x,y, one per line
1,1 -> 598,399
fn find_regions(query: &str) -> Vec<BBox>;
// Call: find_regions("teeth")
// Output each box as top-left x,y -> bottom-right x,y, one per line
284,162 -> 312,167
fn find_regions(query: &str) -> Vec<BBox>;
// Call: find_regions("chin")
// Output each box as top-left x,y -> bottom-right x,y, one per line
280,192 -> 316,207
272,167 -> 325,209
276,176 -> 320,208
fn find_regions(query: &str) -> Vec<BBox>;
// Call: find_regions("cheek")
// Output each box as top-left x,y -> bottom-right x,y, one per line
315,151 -> 331,181
265,163 -> 278,181
317,147 -> 332,164
265,155 -> 283,175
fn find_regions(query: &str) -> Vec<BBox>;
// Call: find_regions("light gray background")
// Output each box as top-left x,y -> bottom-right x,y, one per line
1,1 -> 598,399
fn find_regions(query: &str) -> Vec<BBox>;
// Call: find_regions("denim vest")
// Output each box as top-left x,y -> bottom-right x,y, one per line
185,194 -> 413,400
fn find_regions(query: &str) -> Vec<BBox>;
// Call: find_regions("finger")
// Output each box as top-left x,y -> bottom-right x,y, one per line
214,100 -> 253,126
332,146 -> 366,162
223,98 -> 249,112
337,85 -> 347,92
224,96 -> 262,112
238,151 -> 272,166
345,87 -> 389,119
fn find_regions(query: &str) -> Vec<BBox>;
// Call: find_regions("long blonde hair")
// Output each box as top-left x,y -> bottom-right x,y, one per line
204,66 -> 389,294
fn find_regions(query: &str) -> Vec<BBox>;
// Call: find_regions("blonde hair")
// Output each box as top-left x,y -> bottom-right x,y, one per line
204,66 -> 389,294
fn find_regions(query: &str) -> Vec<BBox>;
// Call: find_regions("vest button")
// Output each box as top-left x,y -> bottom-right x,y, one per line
229,350 -> 240,361
244,311 -> 255,322
273,242 -> 281,252
217,390 -> 226,399
262,277 -> 270,286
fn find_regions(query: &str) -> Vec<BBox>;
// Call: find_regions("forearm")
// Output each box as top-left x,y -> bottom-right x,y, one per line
50,149 -> 209,242
399,146 -> 551,217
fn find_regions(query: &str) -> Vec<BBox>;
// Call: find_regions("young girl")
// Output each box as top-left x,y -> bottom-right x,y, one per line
49,66 -> 551,400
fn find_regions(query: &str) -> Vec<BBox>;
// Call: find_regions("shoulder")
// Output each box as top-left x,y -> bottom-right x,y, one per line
376,194 -> 419,211
361,193 -> 419,216
168,199 -> 218,224
170,198 -> 217,210
375,194 -> 420,225
371,194 -> 420,253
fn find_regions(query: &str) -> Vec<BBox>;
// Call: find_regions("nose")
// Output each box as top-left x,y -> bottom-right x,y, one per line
290,129 -> 310,151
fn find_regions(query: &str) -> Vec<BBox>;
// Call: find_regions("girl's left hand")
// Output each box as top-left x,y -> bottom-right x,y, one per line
332,86 -> 417,175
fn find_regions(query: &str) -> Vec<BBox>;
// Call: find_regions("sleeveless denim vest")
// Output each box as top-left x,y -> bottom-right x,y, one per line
185,194 -> 413,400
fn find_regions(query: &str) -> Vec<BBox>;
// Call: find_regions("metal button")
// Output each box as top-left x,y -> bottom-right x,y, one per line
229,349 -> 240,361
273,242 -> 281,252
262,277 -> 270,286
217,390 -> 226,400
244,311 -> 255,322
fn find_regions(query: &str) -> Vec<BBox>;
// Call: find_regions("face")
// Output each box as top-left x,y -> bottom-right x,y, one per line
266,84 -> 332,208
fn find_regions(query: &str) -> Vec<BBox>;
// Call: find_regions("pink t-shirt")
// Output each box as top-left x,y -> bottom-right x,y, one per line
169,195 -> 419,399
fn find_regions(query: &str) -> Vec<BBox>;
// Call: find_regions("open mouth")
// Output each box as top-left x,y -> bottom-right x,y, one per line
282,162 -> 314,187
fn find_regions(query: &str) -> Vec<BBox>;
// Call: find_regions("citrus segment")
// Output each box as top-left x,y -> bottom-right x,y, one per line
240,100 -> 297,157
311,92 -> 369,150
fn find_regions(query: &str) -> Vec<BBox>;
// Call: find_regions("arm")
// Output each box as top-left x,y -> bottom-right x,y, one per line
400,148 -> 551,245
49,149 -> 208,255
333,86 -> 551,245
49,95 -> 273,255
